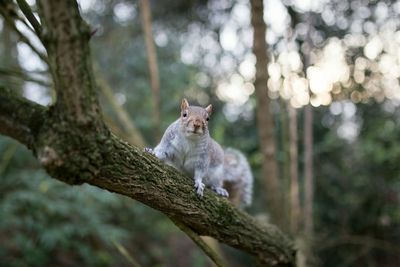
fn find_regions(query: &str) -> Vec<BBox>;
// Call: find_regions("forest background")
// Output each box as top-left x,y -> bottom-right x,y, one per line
0,0 -> 399,266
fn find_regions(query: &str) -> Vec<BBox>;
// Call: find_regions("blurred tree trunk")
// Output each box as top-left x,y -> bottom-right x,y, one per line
279,99 -> 290,229
301,13 -> 315,267
288,104 -> 300,234
250,0 -> 282,226
303,31 -> 314,238
139,0 -> 161,142
303,104 -> 313,235
302,14 -> 314,236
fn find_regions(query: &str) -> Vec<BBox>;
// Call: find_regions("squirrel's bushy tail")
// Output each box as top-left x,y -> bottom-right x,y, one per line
223,148 -> 253,208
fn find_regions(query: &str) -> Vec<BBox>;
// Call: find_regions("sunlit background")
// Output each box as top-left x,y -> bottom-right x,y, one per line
13,0 -> 400,143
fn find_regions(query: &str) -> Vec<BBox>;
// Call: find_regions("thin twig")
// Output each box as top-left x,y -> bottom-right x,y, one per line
12,12 -> 37,35
112,239 -> 143,267
16,0 -> 42,37
0,67 -> 50,87
170,217 -> 227,267
0,5 -> 48,64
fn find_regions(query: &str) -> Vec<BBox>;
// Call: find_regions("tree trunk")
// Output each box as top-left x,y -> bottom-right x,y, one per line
288,104 -> 300,234
250,0 -> 282,227
303,105 -> 313,235
302,12 -> 314,238
139,0 -> 161,142
300,13 -> 315,267
279,99 -> 290,230
0,1 -> 296,265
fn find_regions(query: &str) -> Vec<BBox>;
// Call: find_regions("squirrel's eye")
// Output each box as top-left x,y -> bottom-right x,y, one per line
206,117 -> 209,121
183,112 -> 187,117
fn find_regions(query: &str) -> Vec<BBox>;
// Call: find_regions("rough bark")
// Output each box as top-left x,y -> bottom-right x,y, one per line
0,1 -> 296,265
0,87 -> 46,149
38,0 -> 101,124
250,0 -> 282,226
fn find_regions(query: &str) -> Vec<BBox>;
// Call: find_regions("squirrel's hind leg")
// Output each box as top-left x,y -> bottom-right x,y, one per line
207,165 -> 229,198
211,186 -> 229,197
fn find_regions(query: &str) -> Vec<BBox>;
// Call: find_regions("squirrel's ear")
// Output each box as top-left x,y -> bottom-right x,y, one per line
205,104 -> 212,115
181,98 -> 189,110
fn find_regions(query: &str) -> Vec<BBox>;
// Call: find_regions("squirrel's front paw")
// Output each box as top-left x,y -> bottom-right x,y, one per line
212,187 -> 229,198
194,180 -> 205,198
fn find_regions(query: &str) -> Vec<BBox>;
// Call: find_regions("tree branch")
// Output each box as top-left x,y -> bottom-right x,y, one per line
39,130 -> 295,265
0,1 -> 49,64
38,0 -> 100,124
16,0 -> 42,38
0,87 -> 46,149
0,67 -> 50,87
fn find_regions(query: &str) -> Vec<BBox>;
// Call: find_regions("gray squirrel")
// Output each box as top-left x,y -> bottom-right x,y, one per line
145,99 -> 253,207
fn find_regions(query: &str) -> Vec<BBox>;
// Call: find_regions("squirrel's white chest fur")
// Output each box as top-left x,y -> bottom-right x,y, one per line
170,132 -> 208,177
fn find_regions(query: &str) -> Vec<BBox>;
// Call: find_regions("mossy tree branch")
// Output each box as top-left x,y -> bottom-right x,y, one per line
0,87 -> 46,149
0,0 -> 296,265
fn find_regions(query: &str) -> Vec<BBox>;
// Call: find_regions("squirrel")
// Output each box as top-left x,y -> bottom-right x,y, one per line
145,99 -> 253,207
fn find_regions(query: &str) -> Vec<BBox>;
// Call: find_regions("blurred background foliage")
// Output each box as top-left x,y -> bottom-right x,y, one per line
0,0 -> 400,266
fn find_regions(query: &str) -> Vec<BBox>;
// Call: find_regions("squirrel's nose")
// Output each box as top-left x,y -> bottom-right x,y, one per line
194,119 -> 202,128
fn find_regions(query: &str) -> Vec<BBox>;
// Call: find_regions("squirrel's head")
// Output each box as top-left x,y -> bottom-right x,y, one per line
180,98 -> 212,138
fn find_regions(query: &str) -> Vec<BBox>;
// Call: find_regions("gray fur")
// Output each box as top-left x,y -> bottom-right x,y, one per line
223,148 -> 253,207
151,117 -> 228,198
146,102 -> 252,205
